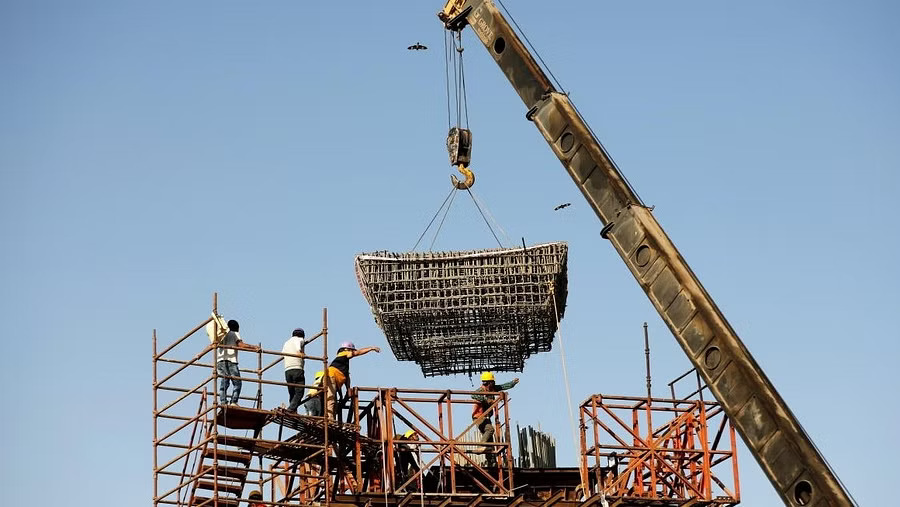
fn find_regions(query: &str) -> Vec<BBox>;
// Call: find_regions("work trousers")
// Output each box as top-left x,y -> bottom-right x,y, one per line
304,394 -> 323,416
476,417 -> 496,466
216,360 -> 241,405
285,369 -> 306,412
323,380 -> 339,419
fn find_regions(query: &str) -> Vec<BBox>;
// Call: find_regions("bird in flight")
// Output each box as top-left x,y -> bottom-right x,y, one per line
554,202 -> 572,211
407,42 -> 428,51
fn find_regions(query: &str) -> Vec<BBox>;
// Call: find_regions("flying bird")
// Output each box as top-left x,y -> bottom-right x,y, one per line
407,42 -> 428,51
554,202 -> 572,211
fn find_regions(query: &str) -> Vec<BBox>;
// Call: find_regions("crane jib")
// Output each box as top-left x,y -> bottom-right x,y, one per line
441,0 -> 855,505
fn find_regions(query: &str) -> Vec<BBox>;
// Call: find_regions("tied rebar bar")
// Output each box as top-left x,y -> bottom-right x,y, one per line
355,242 -> 568,376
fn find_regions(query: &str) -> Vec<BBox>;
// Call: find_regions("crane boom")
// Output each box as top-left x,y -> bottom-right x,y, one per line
439,1 -> 854,505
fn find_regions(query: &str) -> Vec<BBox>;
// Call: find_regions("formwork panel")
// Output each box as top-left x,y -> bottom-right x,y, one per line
355,242 -> 568,376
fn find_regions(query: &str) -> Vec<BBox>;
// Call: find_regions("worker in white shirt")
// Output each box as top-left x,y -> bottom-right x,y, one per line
281,327 -> 320,413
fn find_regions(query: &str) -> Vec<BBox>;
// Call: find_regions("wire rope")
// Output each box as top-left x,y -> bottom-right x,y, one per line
429,187 -> 459,251
550,287 -> 582,498
412,186 -> 456,251
495,0 -> 646,206
467,187 -> 512,247
465,188 -> 503,248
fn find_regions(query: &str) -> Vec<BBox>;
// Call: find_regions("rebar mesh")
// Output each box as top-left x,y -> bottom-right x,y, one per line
355,242 -> 568,376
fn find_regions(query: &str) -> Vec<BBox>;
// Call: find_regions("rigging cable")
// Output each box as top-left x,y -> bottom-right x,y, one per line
429,186 -> 459,251
550,285 -> 583,500
412,186 -> 456,251
467,186 -> 512,247
457,32 -> 470,129
465,188 -> 503,248
494,0 -> 646,207
444,30 -> 452,130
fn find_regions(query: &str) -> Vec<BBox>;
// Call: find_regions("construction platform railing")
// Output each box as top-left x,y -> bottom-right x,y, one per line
153,296 -> 517,507
579,378 -> 740,506
346,387 -> 515,499
153,295 -> 338,507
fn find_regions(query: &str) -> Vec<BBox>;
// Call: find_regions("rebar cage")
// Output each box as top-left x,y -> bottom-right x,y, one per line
355,242 -> 568,376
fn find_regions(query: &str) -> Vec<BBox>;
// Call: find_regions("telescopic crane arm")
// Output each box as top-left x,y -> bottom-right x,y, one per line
439,1 -> 854,506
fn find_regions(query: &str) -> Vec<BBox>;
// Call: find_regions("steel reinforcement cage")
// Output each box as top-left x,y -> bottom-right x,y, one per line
355,242 -> 568,376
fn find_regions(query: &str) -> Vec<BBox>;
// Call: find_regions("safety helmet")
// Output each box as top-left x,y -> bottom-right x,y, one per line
248,490 -> 263,500
314,371 -> 325,381
403,429 -> 417,439
339,341 -> 356,350
481,372 -> 495,382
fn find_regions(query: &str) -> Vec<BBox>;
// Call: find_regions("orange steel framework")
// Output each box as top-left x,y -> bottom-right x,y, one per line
579,370 -> 740,506
153,297 -> 739,506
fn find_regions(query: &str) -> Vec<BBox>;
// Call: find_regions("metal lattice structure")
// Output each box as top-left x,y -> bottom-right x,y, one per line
355,242 -> 568,376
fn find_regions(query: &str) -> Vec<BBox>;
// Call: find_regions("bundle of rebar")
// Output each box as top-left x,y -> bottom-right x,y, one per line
355,242 -> 568,376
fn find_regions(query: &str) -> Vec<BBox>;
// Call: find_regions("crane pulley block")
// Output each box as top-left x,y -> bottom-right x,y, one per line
446,127 -> 472,167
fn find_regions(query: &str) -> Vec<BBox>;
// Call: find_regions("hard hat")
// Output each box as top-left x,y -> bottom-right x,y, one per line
314,371 -> 325,381
339,341 -> 356,350
248,490 -> 262,500
292,328 -> 305,338
481,372 -> 495,382
403,429 -> 417,439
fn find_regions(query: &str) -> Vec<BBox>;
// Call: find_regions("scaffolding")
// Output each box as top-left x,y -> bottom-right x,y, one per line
153,295 -> 342,506
153,297 -> 739,506
152,296 -> 516,507
579,369 -> 740,506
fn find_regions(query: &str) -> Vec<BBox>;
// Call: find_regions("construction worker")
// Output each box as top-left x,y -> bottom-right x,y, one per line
393,429 -> 421,485
247,490 -> 265,507
281,327 -> 320,413
471,372 -> 518,466
304,371 -> 325,416
216,319 -> 260,406
324,341 -> 380,418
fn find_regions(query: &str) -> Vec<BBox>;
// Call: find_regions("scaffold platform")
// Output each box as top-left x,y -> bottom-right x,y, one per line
153,298 -> 739,507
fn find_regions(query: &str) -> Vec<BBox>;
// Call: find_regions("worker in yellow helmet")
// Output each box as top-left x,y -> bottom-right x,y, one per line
471,372 -> 519,467
303,371 -> 326,417
392,429 -> 421,486
246,490 -> 265,507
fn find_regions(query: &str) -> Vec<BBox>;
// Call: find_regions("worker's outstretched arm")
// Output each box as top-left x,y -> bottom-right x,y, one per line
350,346 -> 380,357
497,378 -> 520,391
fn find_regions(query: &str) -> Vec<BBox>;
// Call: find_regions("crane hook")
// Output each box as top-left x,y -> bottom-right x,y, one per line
451,164 -> 475,190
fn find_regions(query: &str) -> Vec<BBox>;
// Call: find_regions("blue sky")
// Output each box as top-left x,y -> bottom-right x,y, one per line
1,1 -> 897,505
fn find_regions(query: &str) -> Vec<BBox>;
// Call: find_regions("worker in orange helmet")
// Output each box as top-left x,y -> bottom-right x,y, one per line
324,341 -> 380,418
246,490 -> 265,506
471,372 -> 518,467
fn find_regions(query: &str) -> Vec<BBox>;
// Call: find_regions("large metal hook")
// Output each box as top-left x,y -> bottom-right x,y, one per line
451,165 -> 475,190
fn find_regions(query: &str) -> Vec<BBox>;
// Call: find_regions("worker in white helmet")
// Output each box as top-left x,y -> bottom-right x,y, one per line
471,372 -> 519,467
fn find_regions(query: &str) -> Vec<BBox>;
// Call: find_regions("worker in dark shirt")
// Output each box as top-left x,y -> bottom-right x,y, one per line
324,341 -> 380,418
394,429 -> 421,486
471,372 -> 518,467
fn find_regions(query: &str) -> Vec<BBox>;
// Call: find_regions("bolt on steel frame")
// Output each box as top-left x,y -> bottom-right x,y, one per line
579,369 -> 740,506
152,294 -> 337,506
